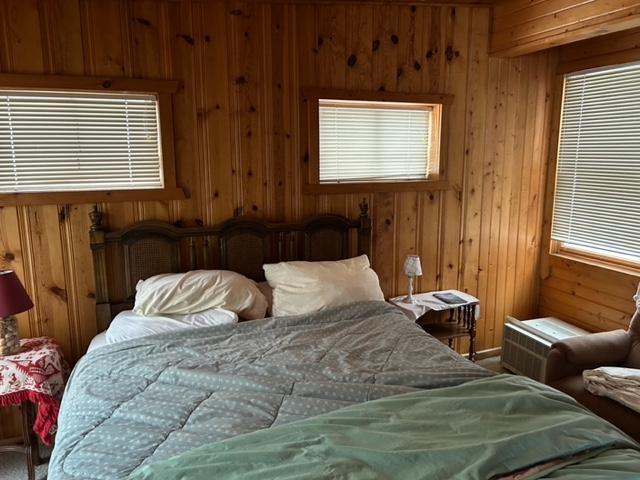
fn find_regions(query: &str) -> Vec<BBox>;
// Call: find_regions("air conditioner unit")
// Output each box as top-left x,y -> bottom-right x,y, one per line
501,316 -> 589,382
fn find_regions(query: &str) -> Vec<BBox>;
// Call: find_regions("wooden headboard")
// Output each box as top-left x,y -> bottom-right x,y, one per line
89,200 -> 372,331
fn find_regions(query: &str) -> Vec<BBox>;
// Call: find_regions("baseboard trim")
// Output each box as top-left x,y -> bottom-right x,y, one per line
468,346 -> 501,361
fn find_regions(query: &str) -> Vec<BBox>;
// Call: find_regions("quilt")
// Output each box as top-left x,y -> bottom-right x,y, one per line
48,301 -> 491,479
129,375 -> 640,480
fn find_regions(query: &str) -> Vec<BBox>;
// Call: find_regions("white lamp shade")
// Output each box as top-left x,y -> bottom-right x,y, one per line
403,255 -> 422,277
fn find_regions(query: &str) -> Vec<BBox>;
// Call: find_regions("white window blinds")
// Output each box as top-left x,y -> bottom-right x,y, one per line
319,99 -> 432,183
552,63 -> 640,263
0,90 -> 163,193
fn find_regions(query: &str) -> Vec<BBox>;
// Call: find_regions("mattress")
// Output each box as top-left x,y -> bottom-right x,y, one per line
86,332 -> 106,352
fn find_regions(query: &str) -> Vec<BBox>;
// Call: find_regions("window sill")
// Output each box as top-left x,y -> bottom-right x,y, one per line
0,187 -> 186,206
303,180 -> 451,194
551,250 -> 640,278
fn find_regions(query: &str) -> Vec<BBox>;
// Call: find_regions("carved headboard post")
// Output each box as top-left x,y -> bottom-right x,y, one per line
89,205 -> 111,332
358,198 -> 372,259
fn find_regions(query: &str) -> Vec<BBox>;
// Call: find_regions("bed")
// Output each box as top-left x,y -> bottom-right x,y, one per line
48,204 -> 640,480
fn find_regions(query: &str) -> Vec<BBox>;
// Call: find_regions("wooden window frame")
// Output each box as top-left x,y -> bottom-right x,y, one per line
550,240 -> 640,276
546,69 -> 640,277
300,87 -> 453,194
0,73 -> 185,206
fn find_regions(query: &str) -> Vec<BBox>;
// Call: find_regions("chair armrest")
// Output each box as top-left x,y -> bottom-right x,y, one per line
630,310 -> 640,338
545,330 -> 631,384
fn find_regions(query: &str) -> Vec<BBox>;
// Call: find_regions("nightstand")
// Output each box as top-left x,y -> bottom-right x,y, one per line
0,337 -> 68,480
390,290 -> 480,361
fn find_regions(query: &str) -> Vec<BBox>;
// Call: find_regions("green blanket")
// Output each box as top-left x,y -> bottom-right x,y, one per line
129,375 -> 640,480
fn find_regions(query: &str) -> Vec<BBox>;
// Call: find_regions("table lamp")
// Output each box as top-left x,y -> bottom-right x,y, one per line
403,255 -> 422,304
0,271 -> 33,356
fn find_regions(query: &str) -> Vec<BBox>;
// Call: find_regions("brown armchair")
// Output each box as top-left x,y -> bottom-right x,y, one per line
545,305 -> 640,442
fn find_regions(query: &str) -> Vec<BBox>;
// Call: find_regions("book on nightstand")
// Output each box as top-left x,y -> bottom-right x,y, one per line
432,292 -> 466,305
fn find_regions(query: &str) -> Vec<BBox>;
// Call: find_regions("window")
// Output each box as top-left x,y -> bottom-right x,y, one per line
319,100 -> 433,183
301,88 -> 451,193
1,90 -> 162,192
551,63 -> 640,268
0,74 -> 183,205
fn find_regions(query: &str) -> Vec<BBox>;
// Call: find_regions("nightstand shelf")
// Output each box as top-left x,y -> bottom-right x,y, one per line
423,321 -> 473,340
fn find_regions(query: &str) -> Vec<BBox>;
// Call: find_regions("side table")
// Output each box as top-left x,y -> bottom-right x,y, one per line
390,290 -> 480,361
0,337 -> 68,480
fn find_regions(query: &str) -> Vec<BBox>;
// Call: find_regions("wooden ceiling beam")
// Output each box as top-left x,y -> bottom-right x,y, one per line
491,0 -> 640,57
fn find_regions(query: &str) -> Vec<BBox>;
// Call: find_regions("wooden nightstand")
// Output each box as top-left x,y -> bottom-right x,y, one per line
390,290 -> 480,361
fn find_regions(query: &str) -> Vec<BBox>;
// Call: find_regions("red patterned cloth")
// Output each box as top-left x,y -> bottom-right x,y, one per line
0,337 -> 68,445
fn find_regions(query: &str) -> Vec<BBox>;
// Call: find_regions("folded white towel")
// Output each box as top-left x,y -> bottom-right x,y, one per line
583,367 -> 640,414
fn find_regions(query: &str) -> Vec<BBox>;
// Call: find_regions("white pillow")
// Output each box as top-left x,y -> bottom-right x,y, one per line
105,308 -> 238,344
263,255 -> 384,317
133,270 -> 268,320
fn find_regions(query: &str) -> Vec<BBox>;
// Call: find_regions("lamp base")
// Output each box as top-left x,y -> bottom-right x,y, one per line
0,316 -> 20,356
403,276 -> 417,304
402,294 -> 417,304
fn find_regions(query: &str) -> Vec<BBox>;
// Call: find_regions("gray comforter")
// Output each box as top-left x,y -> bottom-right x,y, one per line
48,301 -> 492,480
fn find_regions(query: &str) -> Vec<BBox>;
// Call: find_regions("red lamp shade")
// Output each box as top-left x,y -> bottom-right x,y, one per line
0,270 -> 33,318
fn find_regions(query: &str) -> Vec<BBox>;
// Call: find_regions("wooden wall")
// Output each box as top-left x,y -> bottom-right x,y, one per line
491,0 -> 640,57
0,0 -> 554,437
539,28 -> 640,333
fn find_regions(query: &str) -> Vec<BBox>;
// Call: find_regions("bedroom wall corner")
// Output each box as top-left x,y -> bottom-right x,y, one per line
538,30 -> 640,333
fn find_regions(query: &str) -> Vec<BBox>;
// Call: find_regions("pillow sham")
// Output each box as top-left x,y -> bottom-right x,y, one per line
133,270 -> 268,320
263,254 -> 384,317
105,308 -> 238,345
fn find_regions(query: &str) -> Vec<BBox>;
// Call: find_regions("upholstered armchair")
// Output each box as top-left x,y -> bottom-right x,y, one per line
545,285 -> 640,442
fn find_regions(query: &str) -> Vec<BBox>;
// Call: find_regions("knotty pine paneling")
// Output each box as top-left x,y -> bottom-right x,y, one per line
539,30 -> 640,335
0,0 -> 554,439
491,0 -> 640,57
